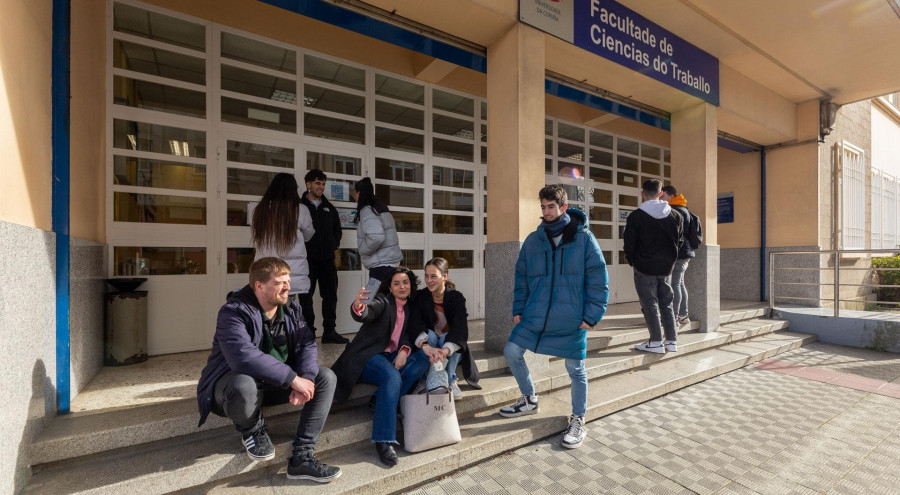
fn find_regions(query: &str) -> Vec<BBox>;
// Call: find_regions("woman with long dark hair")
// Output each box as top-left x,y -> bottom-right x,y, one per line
354,177 -> 402,284
252,173 -> 315,302
330,267 -> 429,467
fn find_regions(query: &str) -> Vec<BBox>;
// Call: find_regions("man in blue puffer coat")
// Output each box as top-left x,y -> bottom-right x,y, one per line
498,184 -> 609,450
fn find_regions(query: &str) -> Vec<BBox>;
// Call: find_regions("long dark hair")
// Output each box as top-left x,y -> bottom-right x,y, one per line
377,266 -> 419,299
251,173 -> 301,256
425,257 -> 456,290
354,177 -> 389,223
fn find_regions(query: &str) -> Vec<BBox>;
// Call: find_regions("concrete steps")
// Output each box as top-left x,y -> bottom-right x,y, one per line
24,310 -> 805,495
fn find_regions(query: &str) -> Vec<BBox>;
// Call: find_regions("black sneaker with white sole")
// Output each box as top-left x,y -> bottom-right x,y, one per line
242,424 -> 275,461
287,452 -> 342,482
498,394 -> 539,417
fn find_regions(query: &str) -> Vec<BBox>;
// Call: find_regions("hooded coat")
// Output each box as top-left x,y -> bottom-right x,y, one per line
509,208 -> 609,360
253,207 -> 315,294
623,199 -> 683,276
356,206 -> 402,269
667,194 -> 696,260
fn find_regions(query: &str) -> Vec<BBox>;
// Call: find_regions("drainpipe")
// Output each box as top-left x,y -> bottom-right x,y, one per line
52,0 -> 71,414
760,147 -> 767,302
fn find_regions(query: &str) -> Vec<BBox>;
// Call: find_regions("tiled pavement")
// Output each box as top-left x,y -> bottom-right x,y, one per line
404,343 -> 900,495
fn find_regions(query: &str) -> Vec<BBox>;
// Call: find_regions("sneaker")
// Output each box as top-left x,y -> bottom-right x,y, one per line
498,394 -> 539,417
561,414 -> 586,449
676,315 -> 689,325
322,330 -> 349,344
635,341 -> 666,354
665,340 -> 678,352
242,424 -> 275,461
287,451 -> 342,482
450,380 -> 462,400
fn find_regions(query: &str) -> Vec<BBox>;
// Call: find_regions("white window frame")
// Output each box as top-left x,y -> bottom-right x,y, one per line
840,141 -> 866,250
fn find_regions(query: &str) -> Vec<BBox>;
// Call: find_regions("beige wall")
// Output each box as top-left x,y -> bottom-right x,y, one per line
717,148 -> 761,249
0,0 -> 53,230
766,143 -> 820,247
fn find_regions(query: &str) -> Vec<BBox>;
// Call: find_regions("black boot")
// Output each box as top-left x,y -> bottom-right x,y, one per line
322,329 -> 349,344
375,442 -> 398,467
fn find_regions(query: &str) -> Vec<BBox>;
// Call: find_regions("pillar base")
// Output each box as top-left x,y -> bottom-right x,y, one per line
685,244 -> 720,332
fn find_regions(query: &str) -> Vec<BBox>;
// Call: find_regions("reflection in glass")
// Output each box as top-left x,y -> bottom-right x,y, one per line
433,114 -> 474,139
115,246 -> 207,276
305,55 -> 365,91
617,171 -> 638,187
114,39 -> 205,85
619,194 -> 639,207
375,158 -> 424,184
375,127 -> 423,154
433,89 -> 473,116
557,122 -> 585,142
227,200 -> 252,226
376,100 -> 423,129
226,248 -> 255,273
557,141 -> 584,161
433,166 -> 474,189
375,74 -> 424,104
433,250 -> 474,268
221,32 -> 295,74
227,168 -> 279,196
114,3 -> 205,51
433,138 -> 473,161
401,249 -> 425,268
221,97 -> 296,133
222,65 -> 296,102
433,215 -> 473,235
589,206 -> 612,222
392,212 -> 425,233
114,156 -> 206,191
590,224 -> 613,240
308,152 -> 360,176
562,184 -> 585,202
590,167 -> 612,184
558,162 -> 584,180
305,84 -> 365,117
227,140 -> 293,168
433,191 -> 474,211
375,184 -> 424,208
114,193 -> 206,224
305,114 -> 365,144
590,131 -> 613,149
332,249 -> 360,271
480,123 -> 487,142
113,119 -> 206,158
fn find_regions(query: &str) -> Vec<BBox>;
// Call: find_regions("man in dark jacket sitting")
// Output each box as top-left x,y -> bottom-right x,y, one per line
196,257 -> 341,483
624,179 -> 684,354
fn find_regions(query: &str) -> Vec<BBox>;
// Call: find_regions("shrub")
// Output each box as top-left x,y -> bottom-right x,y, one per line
873,255 -> 900,306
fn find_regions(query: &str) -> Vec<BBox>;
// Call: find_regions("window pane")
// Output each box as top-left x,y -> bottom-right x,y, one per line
641,144 -> 660,159
480,146 -> 487,165
376,184 -> 424,208
481,101 -> 487,120
305,55 -> 365,91
304,84 -> 365,117
433,249 -> 474,268
589,131 -> 613,149
114,156 -> 206,191
480,123 -> 487,143
433,138 -> 473,161
307,152 -> 361,176
618,155 -> 638,171
227,200 -> 251,226
375,100 -> 423,129
227,140 -> 293,168
376,127 -> 423,153
114,39 -> 205,85
557,142 -> 584,161
641,160 -> 661,176
221,32 -> 295,74
222,65 -> 296,102
619,250 -> 628,265
375,158 -> 425,184
336,248 -> 361,271
558,162 -> 584,180
617,138 -> 639,155
663,149 -> 671,162
394,212 -> 425,233
664,164 -> 671,178
433,166 -> 474,189
602,250 -> 612,265
114,193 -> 206,225
590,224 -> 613,240
375,74 -> 424,104
557,122 -> 584,142
589,167 -> 612,184
113,119 -> 206,158
305,114 -> 365,144
433,215 -> 473,235
619,194 -> 639,207
226,248 -> 255,273
545,139 -> 553,156
545,158 -> 553,174
433,191 -> 474,211
562,184 -> 585,203
593,189 -> 612,204
545,119 -> 553,135
226,168 -> 279,196
222,97 -> 296,133
590,149 -> 613,167
401,249 -> 425,268
113,3 -> 205,51
589,206 -> 612,222
114,246 -> 206,276
433,89 -> 473,116
114,76 -> 205,117
433,114 -> 474,139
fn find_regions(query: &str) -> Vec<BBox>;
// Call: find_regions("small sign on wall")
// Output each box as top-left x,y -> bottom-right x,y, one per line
717,193 -> 734,223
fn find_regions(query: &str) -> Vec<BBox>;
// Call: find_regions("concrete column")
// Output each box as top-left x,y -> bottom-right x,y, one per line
484,24 -> 546,359
671,103 -> 720,332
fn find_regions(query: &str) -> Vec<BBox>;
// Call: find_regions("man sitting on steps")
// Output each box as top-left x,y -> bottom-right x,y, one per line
196,257 -> 341,483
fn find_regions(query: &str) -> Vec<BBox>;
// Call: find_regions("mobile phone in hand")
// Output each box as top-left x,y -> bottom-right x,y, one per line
361,277 -> 382,305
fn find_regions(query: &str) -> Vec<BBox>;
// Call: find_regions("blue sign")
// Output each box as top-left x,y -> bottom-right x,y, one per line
520,0 -> 719,105
717,193 -> 734,224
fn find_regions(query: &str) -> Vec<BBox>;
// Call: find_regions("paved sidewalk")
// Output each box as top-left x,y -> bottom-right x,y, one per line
405,343 -> 900,495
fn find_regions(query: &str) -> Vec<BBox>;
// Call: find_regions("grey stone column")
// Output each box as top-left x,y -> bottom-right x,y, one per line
685,244 -> 720,332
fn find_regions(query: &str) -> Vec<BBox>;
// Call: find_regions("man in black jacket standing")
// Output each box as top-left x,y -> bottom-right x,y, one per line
624,179 -> 683,354
300,169 -> 349,344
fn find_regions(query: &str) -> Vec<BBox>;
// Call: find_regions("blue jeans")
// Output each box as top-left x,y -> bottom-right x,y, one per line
503,341 -> 588,417
633,269 -> 677,342
671,259 -> 690,319
358,349 -> 429,443
425,330 -> 463,383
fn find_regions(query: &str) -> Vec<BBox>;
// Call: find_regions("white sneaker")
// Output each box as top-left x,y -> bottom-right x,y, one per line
635,341 -> 666,354
499,395 -> 539,417
561,415 -> 586,449
665,340 -> 678,352
450,380 -> 462,400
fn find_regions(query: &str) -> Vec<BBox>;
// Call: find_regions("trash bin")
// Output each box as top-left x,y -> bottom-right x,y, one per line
104,278 -> 149,366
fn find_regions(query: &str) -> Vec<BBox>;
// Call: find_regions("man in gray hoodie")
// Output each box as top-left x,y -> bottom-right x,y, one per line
623,179 -> 683,354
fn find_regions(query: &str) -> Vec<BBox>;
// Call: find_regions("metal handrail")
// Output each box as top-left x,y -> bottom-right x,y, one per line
769,248 -> 900,317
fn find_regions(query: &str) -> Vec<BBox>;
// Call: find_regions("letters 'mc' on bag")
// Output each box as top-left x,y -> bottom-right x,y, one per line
399,388 -> 461,453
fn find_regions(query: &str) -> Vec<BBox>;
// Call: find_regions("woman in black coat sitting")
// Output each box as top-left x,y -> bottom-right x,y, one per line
330,267 -> 429,467
409,257 -> 480,398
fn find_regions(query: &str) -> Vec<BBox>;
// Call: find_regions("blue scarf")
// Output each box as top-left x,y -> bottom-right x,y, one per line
542,213 -> 571,237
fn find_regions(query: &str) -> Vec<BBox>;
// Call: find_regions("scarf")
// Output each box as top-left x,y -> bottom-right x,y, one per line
542,212 -> 571,237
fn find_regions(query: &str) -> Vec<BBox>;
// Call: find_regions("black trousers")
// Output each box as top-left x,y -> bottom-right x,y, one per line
299,260 -> 339,334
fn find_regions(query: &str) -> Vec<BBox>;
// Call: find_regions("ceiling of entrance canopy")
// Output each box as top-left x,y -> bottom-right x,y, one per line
359,0 -> 900,107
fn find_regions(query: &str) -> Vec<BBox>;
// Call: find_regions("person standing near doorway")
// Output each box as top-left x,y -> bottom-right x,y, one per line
300,169 -> 349,344
353,177 -> 402,284
661,185 -> 694,325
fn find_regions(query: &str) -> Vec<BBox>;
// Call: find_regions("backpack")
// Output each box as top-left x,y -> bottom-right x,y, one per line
673,206 -> 702,250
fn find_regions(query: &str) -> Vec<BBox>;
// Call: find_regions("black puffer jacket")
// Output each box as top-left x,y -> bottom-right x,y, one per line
301,192 -> 343,261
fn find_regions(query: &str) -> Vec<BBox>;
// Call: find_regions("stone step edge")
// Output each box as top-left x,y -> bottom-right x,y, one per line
27,318 -> 788,473
29,330 -> 813,495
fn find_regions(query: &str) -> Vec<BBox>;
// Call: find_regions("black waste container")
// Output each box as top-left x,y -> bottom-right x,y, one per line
104,278 -> 149,366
